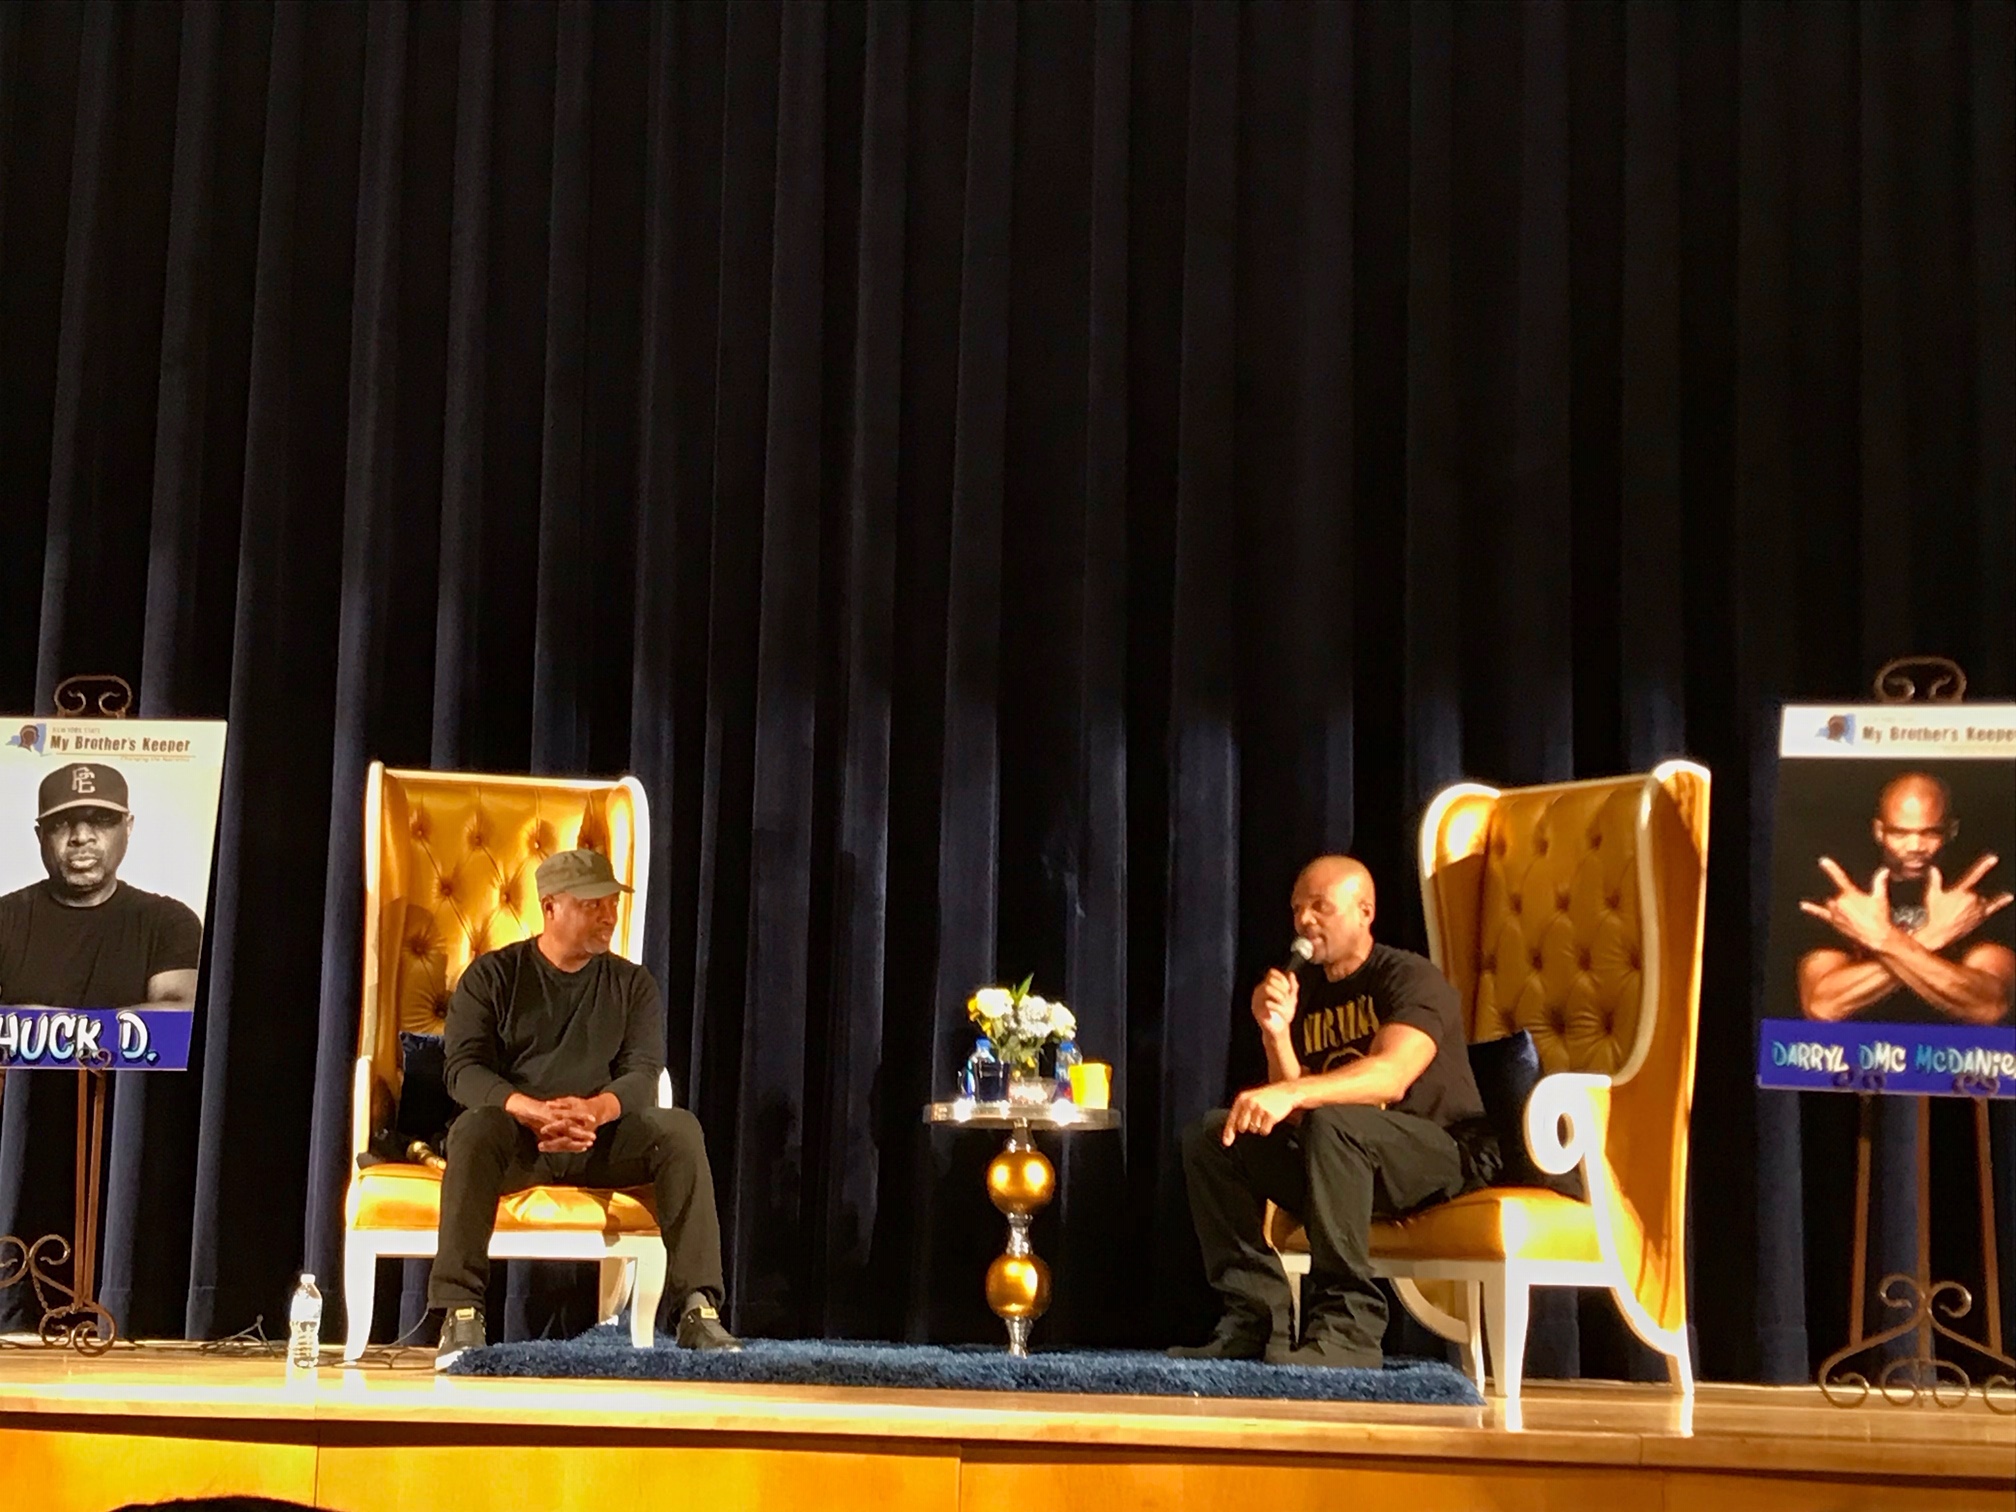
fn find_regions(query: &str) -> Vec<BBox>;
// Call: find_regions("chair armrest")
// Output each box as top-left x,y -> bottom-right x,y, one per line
1524,1072 -> 1612,1196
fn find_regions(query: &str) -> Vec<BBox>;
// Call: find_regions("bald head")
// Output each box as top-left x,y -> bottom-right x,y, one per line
1873,772 -> 1953,880
1297,855 -> 1374,911
1877,772 -> 1949,822
1291,855 -> 1378,978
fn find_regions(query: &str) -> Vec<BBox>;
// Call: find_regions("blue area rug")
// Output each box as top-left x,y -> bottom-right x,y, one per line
447,1325 -> 1483,1406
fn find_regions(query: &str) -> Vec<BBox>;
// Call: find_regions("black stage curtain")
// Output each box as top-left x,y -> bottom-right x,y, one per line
0,0 -> 2010,1382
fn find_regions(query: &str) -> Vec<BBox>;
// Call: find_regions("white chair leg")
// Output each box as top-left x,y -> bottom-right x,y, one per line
1666,1333 -> 1695,1396
1481,1272 -> 1529,1406
629,1241 -> 667,1349
597,1256 -> 635,1325
1461,1280 -> 1486,1396
342,1237 -> 377,1364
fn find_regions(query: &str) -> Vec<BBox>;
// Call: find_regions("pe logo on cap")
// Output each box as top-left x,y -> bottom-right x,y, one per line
37,762 -> 132,820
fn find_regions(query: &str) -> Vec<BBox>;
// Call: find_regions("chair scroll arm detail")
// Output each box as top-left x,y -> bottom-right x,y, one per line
1523,1072 -> 1611,1189
1527,1069 -> 1693,1391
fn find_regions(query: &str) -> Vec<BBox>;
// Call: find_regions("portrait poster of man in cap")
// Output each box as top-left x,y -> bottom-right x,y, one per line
0,721 -> 229,1027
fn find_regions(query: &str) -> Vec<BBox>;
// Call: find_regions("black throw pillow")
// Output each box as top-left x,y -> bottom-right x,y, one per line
1467,1031 -> 1586,1200
393,1031 -> 457,1153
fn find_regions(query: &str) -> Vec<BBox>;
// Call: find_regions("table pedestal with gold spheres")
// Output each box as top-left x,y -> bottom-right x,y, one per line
923,1100 -> 1121,1356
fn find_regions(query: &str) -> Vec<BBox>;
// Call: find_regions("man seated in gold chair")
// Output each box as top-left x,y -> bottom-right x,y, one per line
429,848 -> 740,1367
1172,856 -> 1488,1368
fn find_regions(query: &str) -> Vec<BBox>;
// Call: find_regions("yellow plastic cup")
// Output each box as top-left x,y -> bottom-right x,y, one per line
1067,1061 -> 1111,1109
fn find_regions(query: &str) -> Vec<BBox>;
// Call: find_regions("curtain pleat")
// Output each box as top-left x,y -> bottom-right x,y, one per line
530,0 -> 591,777
1401,0 -> 1464,822
304,0 -> 408,1302
430,0 -> 494,772
183,0 -> 308,1338
1154,0 -> 1239,1325
0,0 -> 2009,1378
1619,0 -> 1686,770
732,0 -> 826,1334
813,0 -> 905,1339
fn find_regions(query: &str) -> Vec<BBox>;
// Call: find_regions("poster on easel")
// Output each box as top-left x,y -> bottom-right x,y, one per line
1758,704 -> 2016,1096
0,718 -> 229,1071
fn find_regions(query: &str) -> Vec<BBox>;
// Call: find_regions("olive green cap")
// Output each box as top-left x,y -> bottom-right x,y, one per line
534,847 -> 631,900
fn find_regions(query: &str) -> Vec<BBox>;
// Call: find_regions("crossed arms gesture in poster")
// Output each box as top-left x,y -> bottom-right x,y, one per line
1797,855 -> 2016,1025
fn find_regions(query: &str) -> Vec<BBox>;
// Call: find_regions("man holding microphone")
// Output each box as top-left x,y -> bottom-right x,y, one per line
1173,855 -> 1486,1368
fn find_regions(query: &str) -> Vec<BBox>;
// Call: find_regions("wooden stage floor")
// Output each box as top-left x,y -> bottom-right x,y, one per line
2,1340 -> 2010,1512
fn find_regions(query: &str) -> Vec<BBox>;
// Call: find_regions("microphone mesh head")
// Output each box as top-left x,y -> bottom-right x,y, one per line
1288,936 -> 1316,965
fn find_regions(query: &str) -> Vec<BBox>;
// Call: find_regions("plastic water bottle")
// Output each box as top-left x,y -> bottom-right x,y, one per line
961,1037 -> 998,1100
1054,1038 -> 1083,1102
287,1273 -> 323,1375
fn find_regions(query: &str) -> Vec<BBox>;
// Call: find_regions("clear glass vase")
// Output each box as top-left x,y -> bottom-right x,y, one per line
1005,1055 -> 1051,1105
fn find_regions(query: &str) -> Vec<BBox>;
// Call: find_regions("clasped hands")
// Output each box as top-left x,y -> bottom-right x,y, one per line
1801,855 -> 2011,954
1222,968 -> 1304,1146
505,1091 -> 619,1153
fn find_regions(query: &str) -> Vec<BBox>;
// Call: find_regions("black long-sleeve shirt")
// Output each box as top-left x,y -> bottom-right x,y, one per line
442,938 -> 664,1116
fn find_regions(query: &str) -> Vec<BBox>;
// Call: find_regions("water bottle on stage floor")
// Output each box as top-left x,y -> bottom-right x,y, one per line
287,1273 -> 323,1378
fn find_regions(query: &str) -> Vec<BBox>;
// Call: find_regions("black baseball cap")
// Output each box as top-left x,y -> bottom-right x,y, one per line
38,763 -> 131,821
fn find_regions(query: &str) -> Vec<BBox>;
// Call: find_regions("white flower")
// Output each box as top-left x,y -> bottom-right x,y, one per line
972,987 -> 1012,1018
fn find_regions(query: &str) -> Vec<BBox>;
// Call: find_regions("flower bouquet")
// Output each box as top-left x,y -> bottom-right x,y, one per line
968,976 -> 1076,1102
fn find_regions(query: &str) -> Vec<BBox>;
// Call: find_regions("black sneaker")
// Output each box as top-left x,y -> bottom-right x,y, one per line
434,1304 -> 485,1371
676,1300 -> 742,1351
1166,1316 -> 1270,1360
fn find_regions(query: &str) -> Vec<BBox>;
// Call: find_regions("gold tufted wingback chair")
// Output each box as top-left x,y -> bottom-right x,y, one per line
1267,762 -> 1709,1407
340,763 -> 666,1362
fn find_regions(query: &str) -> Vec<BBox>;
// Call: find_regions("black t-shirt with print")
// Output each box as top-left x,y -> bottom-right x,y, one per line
1289,942 -> 1484,1128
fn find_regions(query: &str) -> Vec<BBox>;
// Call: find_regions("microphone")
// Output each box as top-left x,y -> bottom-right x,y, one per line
1280,936 -> 1315,975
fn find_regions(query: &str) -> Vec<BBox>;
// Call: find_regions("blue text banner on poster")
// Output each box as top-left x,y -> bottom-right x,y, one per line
0,1007 -> 193,1071
1757,1018 -> 2015,1098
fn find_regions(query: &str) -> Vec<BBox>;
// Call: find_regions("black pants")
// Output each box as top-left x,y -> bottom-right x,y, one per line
1181,1104 -> 1464,1354
428,1104 -> 725,1312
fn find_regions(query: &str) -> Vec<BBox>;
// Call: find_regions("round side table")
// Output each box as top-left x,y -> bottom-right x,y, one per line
922,1100 -> 1121,1356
